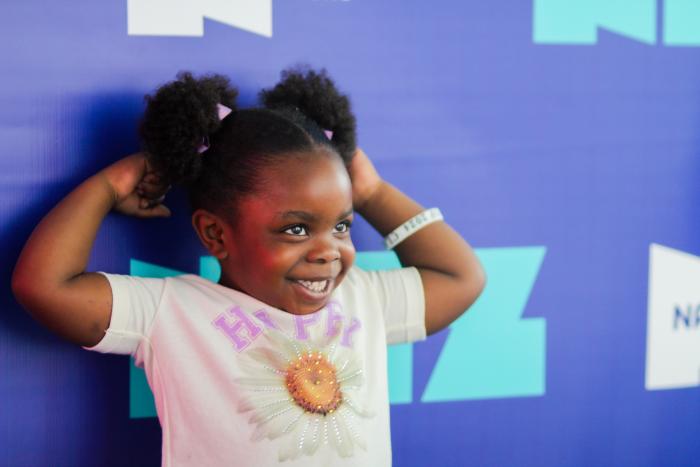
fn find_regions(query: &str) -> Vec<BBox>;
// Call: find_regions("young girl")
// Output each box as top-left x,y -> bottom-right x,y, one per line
12,67 -> 485,466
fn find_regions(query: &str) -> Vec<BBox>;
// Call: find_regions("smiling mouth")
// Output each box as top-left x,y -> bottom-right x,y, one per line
295,279 -> 330,293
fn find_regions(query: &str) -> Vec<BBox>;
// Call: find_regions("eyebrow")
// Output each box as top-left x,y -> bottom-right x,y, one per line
279,208 -> 354,222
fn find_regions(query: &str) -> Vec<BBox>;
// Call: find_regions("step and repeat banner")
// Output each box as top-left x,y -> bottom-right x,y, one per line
2,1 -> 700,466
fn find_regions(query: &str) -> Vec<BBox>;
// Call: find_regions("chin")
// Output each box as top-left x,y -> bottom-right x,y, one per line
290,300 -> 329,316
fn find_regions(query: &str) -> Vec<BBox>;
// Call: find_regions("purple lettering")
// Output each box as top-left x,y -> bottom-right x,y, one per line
294,313 -> 320,340
212,306 -> 262,352
325,301 -> 344,338
341,317 -> 361,347
253,309 -> 278,330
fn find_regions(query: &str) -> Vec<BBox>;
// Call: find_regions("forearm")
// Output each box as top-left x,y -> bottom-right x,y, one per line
356,180 -> 486,334
356,180 -> 476,279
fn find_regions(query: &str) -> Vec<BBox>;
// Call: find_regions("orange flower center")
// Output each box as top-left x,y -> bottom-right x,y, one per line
285,352 -> 342,415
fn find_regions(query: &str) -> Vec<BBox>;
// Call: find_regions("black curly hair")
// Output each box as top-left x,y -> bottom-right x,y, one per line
139,65 -> 357,223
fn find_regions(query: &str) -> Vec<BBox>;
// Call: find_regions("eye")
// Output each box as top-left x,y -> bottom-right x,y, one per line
334,220 -> 352,233
283,224 -> 308,236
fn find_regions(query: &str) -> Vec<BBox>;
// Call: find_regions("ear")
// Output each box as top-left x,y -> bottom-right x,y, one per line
191,209 -> 230,260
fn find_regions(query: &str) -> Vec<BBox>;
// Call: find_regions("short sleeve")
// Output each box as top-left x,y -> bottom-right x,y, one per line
360,266 -> 426,345
81,271 -> 165,356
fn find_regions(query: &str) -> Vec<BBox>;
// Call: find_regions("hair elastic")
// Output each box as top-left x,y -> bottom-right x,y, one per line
384,208 -> 444,249
198,103 -> 233,154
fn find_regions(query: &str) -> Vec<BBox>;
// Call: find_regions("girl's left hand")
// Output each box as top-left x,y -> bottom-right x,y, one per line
348,147 -> 383,211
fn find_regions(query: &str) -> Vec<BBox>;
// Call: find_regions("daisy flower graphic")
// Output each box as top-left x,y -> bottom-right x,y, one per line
235,328 -> 374,461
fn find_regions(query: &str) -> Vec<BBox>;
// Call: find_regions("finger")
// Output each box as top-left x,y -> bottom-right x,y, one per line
138,178 -> 170,190
143,161 -> 167,181
137,182 -> 170,198
140,194 -> 167,209
139,204 -> 171,218
144,156 -> 155,174
143,172 -> 163,183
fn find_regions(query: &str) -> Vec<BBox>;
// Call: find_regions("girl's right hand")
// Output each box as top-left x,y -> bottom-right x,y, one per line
99,152 -> 172,218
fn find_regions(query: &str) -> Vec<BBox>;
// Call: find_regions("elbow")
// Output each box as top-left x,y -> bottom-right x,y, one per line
474,265 -> 487,298
461,263 -> 487,313
11,269 -> 35,313
11,266 -> 44,315
11,267 -> 29,304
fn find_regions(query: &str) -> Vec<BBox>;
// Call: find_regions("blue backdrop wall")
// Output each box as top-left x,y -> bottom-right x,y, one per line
2,1 -> 700,466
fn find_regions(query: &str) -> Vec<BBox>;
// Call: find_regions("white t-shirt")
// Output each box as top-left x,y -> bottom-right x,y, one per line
83,266 -> 425,467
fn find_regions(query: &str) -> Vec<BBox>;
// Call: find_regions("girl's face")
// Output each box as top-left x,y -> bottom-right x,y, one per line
218,149 -> 356,315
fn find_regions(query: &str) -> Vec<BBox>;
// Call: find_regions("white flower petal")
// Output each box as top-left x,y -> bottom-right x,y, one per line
234,376 -> 284,387
250,405 -> 299,441
278,415 -> 314,462
334,358 -> 352,375
250,403 -> 296,426
328,412 -> 354,458
238,395 -> 290,414
342,394 -> 375,418
337,406 -> 366,451
302,416 -> 323,457
321,417 -> 330,446
263,328 -> 311,359
266,407 -> 304,441
244,347 -> 290,372
337,365 -> 363,384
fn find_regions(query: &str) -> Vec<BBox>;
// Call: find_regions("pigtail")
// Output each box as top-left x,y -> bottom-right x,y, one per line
139,71 -> 239,187
258,65 -> 357,165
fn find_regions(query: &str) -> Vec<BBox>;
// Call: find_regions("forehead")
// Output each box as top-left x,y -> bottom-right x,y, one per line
242,150 -> 352,218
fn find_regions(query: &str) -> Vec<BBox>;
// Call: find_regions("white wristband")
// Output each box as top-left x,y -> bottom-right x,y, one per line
384,208 -> 444,249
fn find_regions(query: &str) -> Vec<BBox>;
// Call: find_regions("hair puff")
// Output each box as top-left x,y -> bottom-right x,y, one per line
258,65 -> 357,165
139,71 -> 239,186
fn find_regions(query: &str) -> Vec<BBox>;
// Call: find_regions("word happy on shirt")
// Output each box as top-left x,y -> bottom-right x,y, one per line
211,300 -> 362,352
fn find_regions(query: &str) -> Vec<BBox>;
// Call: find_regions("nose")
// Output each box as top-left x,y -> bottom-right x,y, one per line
306,234 -> 341,264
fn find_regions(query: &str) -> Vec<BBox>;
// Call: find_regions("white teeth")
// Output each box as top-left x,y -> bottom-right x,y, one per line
296,280 -> 328,293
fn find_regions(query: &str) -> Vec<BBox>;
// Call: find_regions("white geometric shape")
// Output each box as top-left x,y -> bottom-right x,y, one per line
645,243 -> 700,390
127,0 -> 272,38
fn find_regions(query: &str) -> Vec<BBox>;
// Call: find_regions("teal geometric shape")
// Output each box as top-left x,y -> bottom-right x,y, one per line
354,250 -> 401,270
421,247 -> 547,402
130,258 -> 185,278
199,256 -> 221,282
355,250 -> 414,405
533,0 -> 656,45
128,259 -> 186,419
663,0 -> 700,46
128,362 -> 156,419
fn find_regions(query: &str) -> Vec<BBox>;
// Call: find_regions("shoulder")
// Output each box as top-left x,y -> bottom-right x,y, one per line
337,265 -> 381,291
165,274 -> 259,305
342,264 -> 421,283
337,265 -> 423,296
167,274 -> 232,295
339,265 -> 366,287
101,273 -> 236,300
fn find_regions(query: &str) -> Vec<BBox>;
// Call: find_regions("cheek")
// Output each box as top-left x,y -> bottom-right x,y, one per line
333,242 -> 355,288
253,242 -> 304,276
340,240 -> 356,269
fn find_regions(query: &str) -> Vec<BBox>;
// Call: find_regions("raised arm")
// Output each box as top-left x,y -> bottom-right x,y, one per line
11,153 -> 171,347
350,148 -> 486,335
